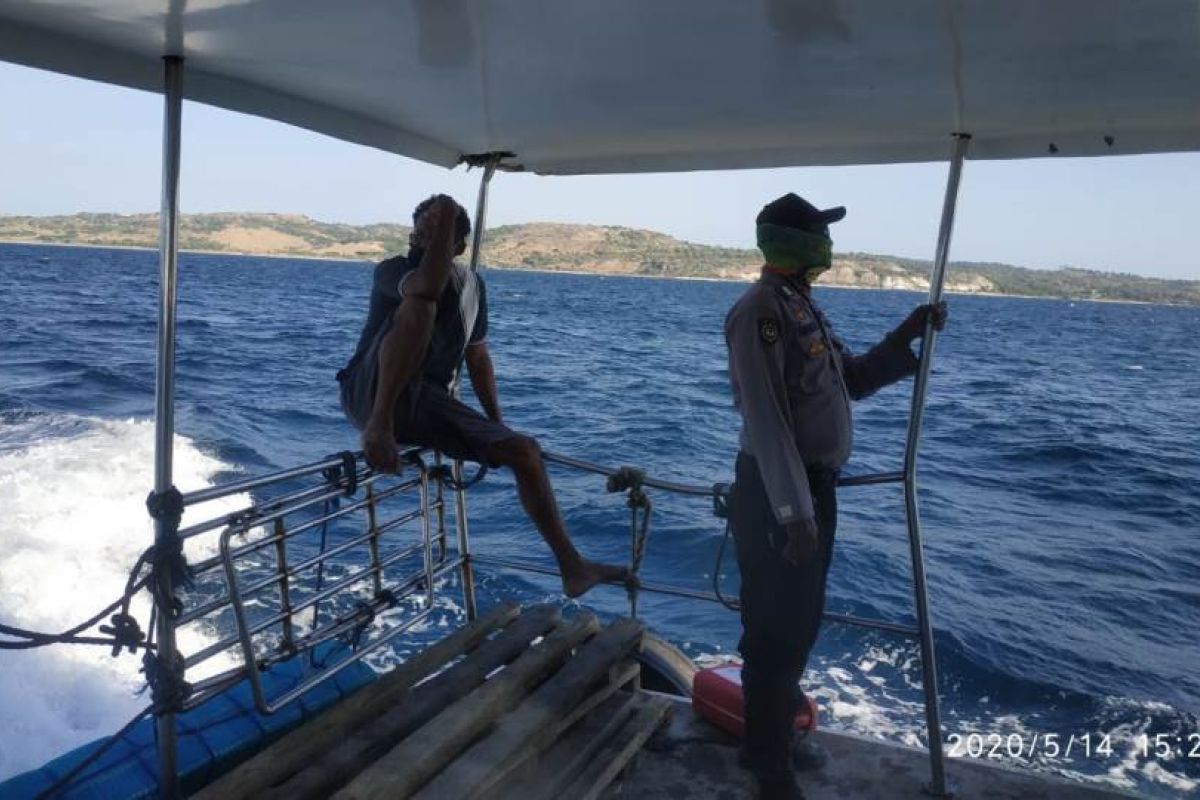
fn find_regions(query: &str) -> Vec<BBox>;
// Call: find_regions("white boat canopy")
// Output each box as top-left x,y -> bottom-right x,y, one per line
1,0 -> 1198,173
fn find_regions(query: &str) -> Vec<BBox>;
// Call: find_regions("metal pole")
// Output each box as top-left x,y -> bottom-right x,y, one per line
453,155 -> 500,620
467,156 -> 499,274
153,54 -> 184,800
419,468 -> 436,610
903,132 -> 969,798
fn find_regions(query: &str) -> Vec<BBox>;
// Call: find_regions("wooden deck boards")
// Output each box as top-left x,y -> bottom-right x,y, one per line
194,603 -> 1138,800
200,605 -> 664,800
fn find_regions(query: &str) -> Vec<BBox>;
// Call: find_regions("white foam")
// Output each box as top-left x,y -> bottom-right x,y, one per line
693,644 -> 1198,797
0,416 -> 244,781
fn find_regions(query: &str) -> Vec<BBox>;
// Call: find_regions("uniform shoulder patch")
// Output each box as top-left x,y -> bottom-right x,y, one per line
758,317 -> 780,344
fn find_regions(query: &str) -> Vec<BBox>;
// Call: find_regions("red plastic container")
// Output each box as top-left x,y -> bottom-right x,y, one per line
692,663 -> 818,738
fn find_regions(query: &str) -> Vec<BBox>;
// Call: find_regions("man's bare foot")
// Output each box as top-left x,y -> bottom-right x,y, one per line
562,560 -> 632,599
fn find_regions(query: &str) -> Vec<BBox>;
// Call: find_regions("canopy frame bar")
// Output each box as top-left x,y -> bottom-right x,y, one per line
452,153 -> 502,621
904,132 -> 971,798
152,53 -> 184,800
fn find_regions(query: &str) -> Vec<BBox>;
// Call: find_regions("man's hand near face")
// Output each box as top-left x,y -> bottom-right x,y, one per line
362,194 -> 462,474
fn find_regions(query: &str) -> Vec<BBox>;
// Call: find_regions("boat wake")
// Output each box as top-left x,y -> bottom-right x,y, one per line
0,414 -> 244,781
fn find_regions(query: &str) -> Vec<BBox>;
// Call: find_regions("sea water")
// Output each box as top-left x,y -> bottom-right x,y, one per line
1,243 -> 1197,796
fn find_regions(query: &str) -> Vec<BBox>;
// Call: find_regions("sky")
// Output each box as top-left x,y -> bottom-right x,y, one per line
1,61 -> 1198,280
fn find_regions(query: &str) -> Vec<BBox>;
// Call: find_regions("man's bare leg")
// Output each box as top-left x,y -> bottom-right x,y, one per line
486,435 -> 629,598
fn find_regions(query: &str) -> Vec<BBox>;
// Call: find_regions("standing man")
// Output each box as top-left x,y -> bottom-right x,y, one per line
339,194 -> 627,598
725,193 -> 947,799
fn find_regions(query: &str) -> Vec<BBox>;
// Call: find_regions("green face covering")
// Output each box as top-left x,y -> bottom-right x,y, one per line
757,223 -> 833,281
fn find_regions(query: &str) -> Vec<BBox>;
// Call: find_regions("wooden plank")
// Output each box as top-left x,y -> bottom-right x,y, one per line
485,692 -> 640,800
334,613 -> 602,800
477,660 -> 641,800
416,618 -> 644,800
263,603 -> 562,800
552,659 -> 641,742
192,601 -> 520,800
531,693 -> 649,800
559,693 -> 673,800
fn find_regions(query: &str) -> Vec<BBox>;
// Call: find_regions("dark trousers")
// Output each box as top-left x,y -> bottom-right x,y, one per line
731,452 -> 838,776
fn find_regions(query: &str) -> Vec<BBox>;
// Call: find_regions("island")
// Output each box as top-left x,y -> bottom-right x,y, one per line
2,212 -> 1197,306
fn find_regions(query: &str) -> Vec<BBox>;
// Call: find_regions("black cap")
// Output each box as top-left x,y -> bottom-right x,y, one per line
756,193 -> 846,235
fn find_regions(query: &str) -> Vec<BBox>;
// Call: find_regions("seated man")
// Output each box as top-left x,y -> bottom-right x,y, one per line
338,194 -> 627,598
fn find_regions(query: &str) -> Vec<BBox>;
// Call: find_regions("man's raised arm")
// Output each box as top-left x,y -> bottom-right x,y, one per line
362,195 -> 458,472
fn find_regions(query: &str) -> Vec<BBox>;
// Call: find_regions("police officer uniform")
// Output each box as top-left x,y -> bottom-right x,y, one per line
725,194 -> 921,797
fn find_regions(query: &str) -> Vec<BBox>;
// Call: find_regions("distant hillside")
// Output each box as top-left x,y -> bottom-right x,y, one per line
3,212 -> 1198,306
0,212 -> 410,260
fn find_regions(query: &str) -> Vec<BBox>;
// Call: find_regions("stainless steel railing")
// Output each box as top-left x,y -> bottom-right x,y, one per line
165,446 -> 455,714
158,438 -> 944,788
515,450 -> 924,639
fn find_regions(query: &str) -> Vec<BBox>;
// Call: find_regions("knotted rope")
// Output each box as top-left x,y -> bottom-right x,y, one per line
607,466 -> 652,618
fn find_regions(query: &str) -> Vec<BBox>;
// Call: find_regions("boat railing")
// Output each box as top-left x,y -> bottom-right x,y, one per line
166,446 -> 460,714
162,442 -> 929,715
479,450 -> 921,638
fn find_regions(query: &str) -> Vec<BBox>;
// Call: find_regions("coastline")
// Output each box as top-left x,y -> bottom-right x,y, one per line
1,238 -> 1189,308
0,238 -> 372,265
473,263 -> 1175,307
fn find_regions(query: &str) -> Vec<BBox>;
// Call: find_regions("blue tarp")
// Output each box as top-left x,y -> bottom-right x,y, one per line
0,645 -> 376,799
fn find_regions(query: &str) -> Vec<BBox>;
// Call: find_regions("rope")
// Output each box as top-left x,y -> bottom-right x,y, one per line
146,487 -> 193,596
12,533 -> 189,796
627,490 -> 652,618
99,612 -> 147,656
345,600 -> 377,652
308,589 -> 397,669
307,495 -> 337,667
307,454 -> 364,665
140,649 -> 192,713
401,448 -> 488,492
429,461 -> 488,491
0,556 -> 155,651
712,519 -> 740,612
606,467 -> 652,618
709,481 -> 740,611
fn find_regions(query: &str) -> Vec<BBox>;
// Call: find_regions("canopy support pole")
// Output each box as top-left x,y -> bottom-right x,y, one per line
453,154 -> 501,620
153,54 -> 184,800
904,132 -> 969,798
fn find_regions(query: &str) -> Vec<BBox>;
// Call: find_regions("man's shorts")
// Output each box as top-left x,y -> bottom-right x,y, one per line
338,324 -> 519,465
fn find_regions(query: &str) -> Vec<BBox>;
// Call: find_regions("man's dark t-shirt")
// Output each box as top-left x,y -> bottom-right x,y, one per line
341,248 -> 488,392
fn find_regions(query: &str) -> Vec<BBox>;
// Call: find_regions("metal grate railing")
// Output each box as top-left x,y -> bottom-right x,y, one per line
166,448 -> 459,714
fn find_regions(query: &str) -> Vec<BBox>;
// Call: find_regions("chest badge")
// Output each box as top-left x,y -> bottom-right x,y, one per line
793,308 -> 809,321
808,340 -> 827,356
759,318 -> 780,344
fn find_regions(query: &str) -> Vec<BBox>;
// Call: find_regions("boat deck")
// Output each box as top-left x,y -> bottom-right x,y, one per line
196,603 -> 1141,799
196,602 -> 667,800
611,696 -> 1140,800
